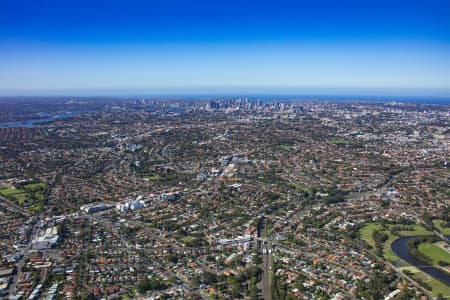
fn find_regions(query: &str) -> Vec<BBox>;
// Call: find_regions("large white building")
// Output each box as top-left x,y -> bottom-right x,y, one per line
116,200 -> 145,212
32,226 -> 59,250
80,202 -> 114,214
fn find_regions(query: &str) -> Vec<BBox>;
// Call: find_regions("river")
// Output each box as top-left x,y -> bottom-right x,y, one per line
391,235 -> 450,286
0,110 -> 97,128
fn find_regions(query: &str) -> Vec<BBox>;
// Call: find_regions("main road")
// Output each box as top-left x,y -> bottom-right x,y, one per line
261,241 -> 271,300
258,216 -> 271,300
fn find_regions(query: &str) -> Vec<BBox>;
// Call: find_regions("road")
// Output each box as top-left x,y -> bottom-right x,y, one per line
0,195 -> 32,217
261,241 -> 271,300
0,195 -> 37,296
342,237 -> 434,299
386,261 -> 434,299
7,219 -> 41,295
258,217 -> 271,300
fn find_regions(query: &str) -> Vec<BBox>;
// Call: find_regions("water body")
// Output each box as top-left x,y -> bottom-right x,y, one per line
0,110 -> 96,128
247,95 -> 450,105
391,236 -> 450,286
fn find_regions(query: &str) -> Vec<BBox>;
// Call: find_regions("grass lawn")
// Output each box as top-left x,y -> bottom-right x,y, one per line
423,276 -> 450,297
328,138 -> 353,145
398,265 -> 420,274
360,222 -> 450,297
359,223 -> 432,264
359,223 -> 383,248
146,175 -> 161,181
11,193 -> 27,204
427,277 -> 450,297
418,242 -> 450,265
1,184 -> 47,212
433,219 -> 450,235
30,204 -> 44,213
180,236 -> 194,244
0,188 -> 26,197
24,182 -> 46,192
382,231 -> 402,263
277,144 -> 296,151
396,224 -> 434,236
35,192 -> 45,201
402,266 -> 450,297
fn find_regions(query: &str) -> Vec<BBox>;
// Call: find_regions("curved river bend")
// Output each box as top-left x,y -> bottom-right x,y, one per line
391,236 -> 450,286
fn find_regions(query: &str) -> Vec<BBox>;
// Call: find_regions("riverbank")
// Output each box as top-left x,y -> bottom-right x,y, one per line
417,241 -> 450,266
359,222 -> 450,297
359,222 -> 434,262
0,109 -> 98,128
433,220 -> 450,236
392,236 -> 450,296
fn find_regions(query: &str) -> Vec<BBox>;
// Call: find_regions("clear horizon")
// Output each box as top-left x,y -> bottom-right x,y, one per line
1,0 -> 450,96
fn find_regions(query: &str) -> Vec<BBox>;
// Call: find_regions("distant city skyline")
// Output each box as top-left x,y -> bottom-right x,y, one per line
1,0 -> 450,96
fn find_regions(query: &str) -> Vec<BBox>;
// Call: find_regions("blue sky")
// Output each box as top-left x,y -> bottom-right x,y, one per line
1,0 -> 450,96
